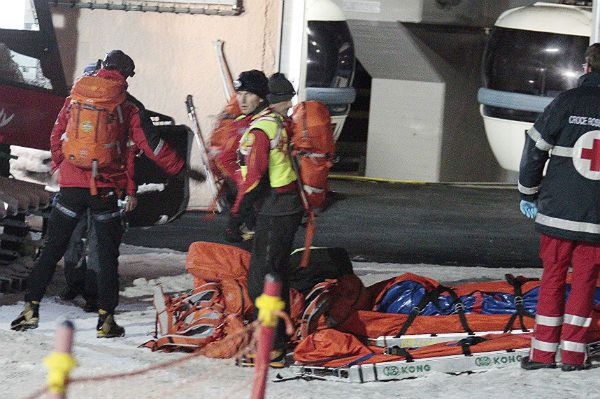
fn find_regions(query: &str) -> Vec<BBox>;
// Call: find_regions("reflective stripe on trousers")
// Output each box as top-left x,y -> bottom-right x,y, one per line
531,235 -> 600,365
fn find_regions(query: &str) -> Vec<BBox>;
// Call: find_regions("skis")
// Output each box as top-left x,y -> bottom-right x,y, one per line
213,39 -> 236,101
185,95 -> 222,212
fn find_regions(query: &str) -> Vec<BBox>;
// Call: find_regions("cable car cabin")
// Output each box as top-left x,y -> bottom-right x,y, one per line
304,16 -> 356,141
0,0 -> 192,227
478,2 -> 591,171
281,0 -> 357,142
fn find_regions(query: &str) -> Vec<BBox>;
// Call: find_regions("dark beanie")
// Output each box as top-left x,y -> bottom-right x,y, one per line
234,70 -> 269,99
267,73 -> 296,104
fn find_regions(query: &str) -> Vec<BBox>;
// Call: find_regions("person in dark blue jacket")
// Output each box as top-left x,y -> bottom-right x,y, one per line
518,43 -> 600,372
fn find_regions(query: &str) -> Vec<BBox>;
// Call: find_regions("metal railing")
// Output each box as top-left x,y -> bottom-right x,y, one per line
49,0 -> 243,16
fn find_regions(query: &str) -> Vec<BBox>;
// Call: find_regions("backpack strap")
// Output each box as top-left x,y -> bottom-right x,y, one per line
503,274 -> 536,333
250,115 -> 283,149
173,306 -> 224,335
385,345 -> 415,362
451,335 -> 488,356
393,284 -> 473,337
394,285 -> 443,338
144,327 -> 221,351
290,148 -> 313,268
341,352 -> 377,368
145,303 -> 226,352
436,285 -> 474,336
154,282 -> 222,336
298,280 -> 336,340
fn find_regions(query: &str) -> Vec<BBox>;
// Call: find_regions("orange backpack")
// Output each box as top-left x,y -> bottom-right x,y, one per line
209,95 -> 242,151
289,101 -> 335,267
143,283 -> 228,352
290,101 -> 335,210
62,76 -> 127,192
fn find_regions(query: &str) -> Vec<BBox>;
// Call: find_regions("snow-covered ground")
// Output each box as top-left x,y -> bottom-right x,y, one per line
3,147 -> 598,398
1,245 -> 598,399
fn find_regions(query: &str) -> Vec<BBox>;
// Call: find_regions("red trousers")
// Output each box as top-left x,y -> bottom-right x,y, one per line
531,234 -> 600,365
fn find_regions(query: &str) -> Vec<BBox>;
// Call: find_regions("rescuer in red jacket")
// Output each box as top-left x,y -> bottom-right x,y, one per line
216,70 -> 269,242
11,50 -> 187,338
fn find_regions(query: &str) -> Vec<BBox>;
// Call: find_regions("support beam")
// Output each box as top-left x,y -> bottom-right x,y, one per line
593,0 -> 600,43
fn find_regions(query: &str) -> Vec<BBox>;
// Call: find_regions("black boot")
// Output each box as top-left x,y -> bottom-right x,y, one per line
561,363 -> 590,372
83,297 -> 98,313
59,287 -> 80,301
236,349 -> 287,368
96,309 -> 125,338
11,301 -> 40,331
520,356 -> 557,370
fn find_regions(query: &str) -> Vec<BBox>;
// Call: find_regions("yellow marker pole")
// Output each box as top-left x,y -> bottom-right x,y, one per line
44,320 -> 77,399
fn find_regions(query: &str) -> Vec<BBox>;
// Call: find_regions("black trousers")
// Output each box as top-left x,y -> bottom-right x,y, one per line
246,211 -> 303,350
63,211 -> 98,301
25,187 -> 123,313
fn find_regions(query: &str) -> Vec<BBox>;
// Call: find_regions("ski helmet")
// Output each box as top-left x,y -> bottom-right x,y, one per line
102,50 -> 136,77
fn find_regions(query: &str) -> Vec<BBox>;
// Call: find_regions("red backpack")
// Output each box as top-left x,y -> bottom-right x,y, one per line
290,101 -> 335,266
62,75 -> 127,194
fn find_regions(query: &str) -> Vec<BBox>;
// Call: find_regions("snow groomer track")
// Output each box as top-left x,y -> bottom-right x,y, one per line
0,176 -> 51,292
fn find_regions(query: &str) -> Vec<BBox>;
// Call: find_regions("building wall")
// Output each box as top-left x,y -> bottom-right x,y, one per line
50,0 -> 282,208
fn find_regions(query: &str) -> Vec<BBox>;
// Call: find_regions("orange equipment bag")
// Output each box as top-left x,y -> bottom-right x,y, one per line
186,241 -> 250,283
62,75 -> 128,194
186,241 -> 254,320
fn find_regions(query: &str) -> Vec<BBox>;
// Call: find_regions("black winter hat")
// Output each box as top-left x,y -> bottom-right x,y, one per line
102,50 -> 135,77
267,73 -> 296,104
234,70 -> 269,99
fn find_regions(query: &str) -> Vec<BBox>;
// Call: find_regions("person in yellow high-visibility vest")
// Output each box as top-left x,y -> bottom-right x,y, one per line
232,73 -> 302,366
218,70 -> 269,242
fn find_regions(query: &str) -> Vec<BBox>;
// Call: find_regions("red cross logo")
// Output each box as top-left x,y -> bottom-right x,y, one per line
581,138 -> 600,171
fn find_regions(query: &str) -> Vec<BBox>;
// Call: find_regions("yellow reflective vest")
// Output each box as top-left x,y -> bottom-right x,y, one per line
239,110 -> 297,188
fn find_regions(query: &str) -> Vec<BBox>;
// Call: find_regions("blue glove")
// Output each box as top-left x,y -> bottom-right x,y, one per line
519,200 -> 537,219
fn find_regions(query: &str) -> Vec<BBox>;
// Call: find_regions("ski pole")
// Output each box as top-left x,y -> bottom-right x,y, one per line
251,274 -> 284,399
44,320 -> 77,399
185,95 -> 222,212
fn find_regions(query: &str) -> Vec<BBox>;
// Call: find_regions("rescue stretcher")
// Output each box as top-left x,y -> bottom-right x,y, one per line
291,339 -> 600,383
